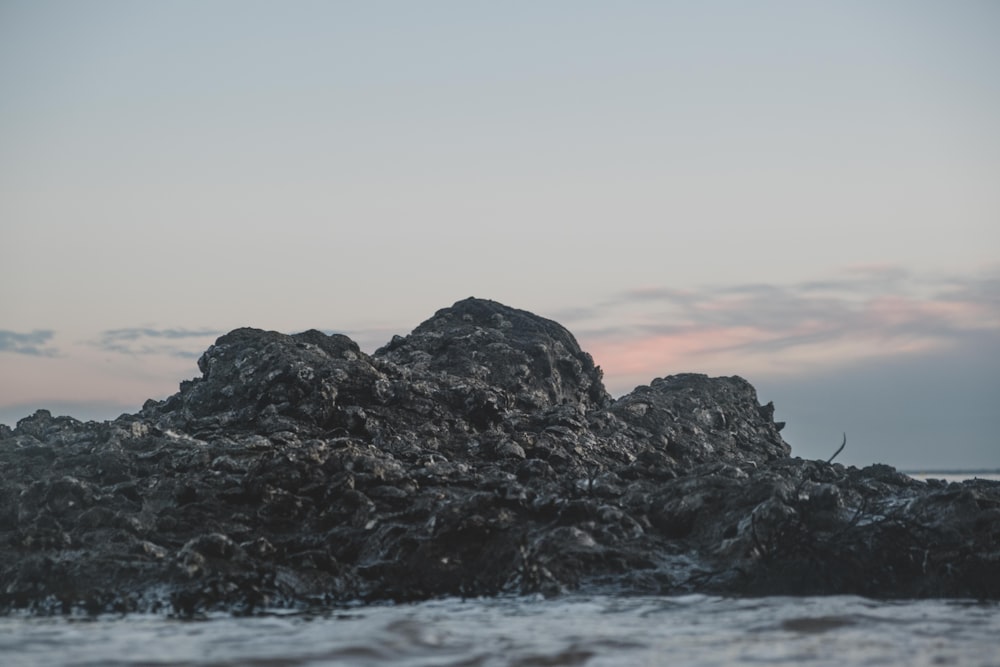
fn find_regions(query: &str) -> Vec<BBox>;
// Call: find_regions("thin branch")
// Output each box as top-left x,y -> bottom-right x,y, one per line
826,433 -> 846,464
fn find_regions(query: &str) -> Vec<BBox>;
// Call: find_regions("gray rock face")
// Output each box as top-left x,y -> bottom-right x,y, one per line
611,374 -> 789,467
0,298 -> 997,616
376,298 -> 610,413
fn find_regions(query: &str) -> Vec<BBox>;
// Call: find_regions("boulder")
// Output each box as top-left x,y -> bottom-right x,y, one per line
0,298 -> 996,616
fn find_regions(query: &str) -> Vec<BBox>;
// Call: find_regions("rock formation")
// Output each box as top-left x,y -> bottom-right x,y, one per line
1,298 -> 997,616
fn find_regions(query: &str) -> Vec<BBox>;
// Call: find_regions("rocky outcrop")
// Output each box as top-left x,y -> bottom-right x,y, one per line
1,297 -> 997,616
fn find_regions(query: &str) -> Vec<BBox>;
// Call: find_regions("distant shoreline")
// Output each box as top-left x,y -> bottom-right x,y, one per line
903,469 -> 1000,475
904,470 -> 1000,483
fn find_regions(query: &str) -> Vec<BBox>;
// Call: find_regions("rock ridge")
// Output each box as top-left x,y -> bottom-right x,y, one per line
0,297 -> 997,616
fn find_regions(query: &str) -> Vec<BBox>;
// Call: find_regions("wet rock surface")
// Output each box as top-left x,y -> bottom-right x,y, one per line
1,298 -> 997,616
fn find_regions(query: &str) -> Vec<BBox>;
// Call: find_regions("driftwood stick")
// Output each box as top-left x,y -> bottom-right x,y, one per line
826,433 -> 847,464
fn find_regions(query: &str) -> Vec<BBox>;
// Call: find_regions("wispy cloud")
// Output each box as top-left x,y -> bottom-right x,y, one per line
567,266 -> 1000,391
91,325 -> 397,360
94,327 -> 223,358
0,330 -> 59,357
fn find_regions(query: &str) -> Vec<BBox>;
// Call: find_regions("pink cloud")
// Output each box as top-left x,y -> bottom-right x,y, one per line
580,270 -> 1000,390
584,326 -> 765,377
861,295 -> 992,330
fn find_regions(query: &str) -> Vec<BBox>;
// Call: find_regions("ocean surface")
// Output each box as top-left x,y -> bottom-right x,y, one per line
2,594 -> 998,667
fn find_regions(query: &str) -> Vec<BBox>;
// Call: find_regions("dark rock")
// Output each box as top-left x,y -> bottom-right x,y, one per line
0,297 -> 997,616
611,374 -> 790,469
375,297 -> 609,413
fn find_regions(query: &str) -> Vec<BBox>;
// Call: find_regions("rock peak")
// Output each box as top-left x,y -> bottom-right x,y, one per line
376,297 -> 610,411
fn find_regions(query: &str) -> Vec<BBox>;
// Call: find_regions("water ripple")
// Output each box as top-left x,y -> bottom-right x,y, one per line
1,595 -> 998,667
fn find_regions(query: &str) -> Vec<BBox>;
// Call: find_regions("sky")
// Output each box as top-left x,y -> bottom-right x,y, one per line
1,1 -> 997,470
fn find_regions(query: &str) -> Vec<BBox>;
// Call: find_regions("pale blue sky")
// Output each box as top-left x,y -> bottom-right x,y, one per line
1,1 -> 997,469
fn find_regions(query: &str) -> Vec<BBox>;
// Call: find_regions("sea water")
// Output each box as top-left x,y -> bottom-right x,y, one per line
2,594 -> 998,667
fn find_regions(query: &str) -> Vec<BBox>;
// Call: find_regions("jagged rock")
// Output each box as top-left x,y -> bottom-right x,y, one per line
375,298 -> 609,413
0,298 -> 997,616
611,373 -> 789,469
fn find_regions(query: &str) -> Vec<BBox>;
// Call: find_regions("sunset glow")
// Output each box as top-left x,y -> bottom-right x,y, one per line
1,1 -> 997,468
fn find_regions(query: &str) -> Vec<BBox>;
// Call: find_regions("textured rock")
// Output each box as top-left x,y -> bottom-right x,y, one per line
0,298 -> 997,616
376,298 -> 609,413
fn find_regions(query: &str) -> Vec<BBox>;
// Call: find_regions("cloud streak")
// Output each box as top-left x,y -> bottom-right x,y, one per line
94,327 -> 223,359
0,330 -> 59,357
565,266 -> 1000,391
91,325 -> 399,360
